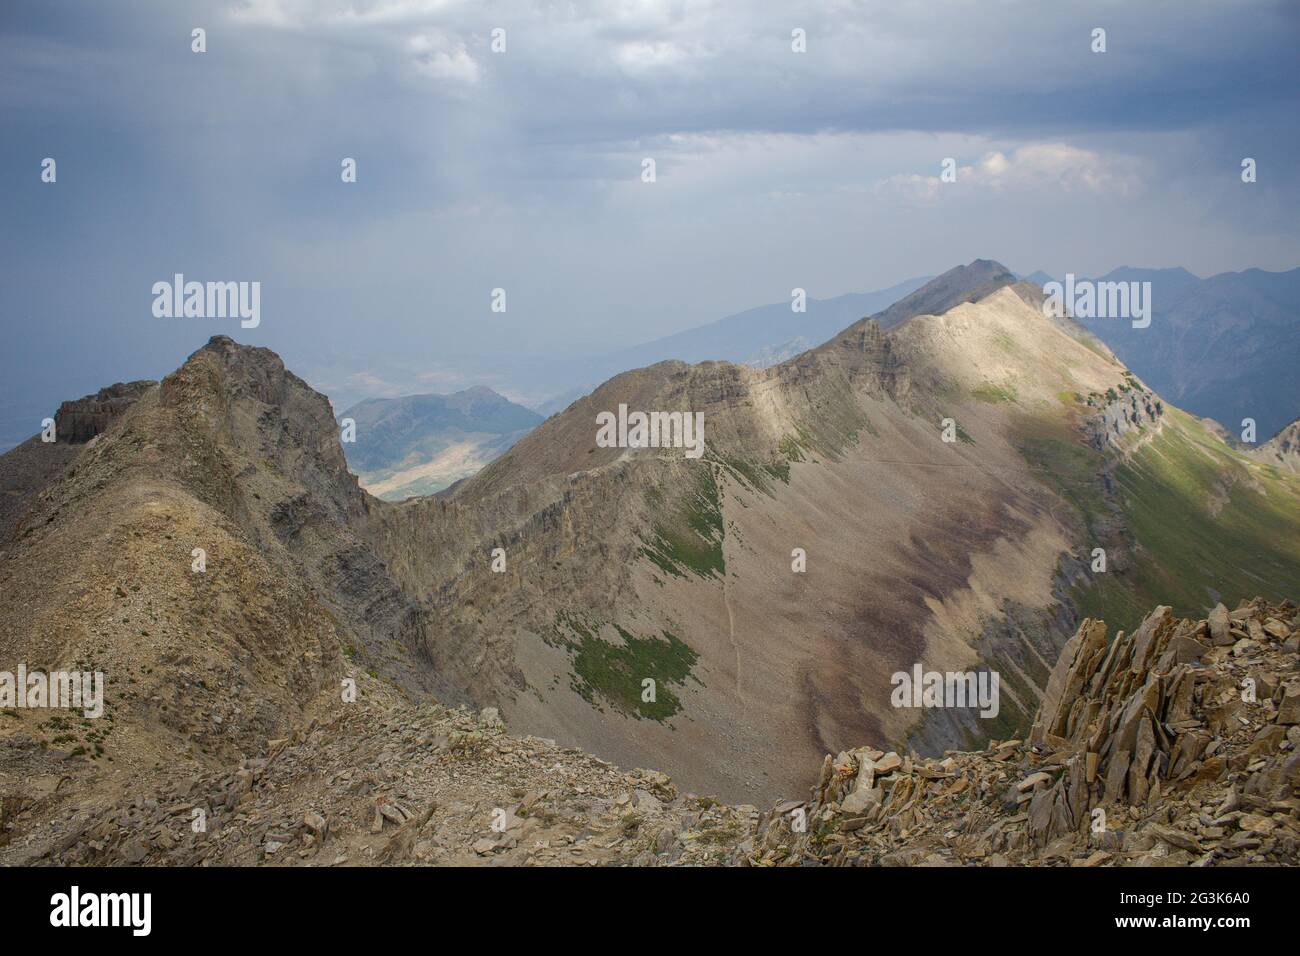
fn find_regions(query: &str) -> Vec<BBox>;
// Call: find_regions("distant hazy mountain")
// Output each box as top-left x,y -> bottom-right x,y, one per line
530,384 -> 596,420
1032,266 -> 1300,440
743,336 -> 811,368
529,276 -> 932,414
1020,270 -> 1055,287
340,386 -> 542,500
603,276 -> 931,370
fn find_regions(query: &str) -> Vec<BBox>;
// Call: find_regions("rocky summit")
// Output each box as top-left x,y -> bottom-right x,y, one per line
3,598 -> 1295,867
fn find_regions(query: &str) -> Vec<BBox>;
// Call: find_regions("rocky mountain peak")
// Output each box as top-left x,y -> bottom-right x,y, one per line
870,258 -> 1018,330
157,335 -> 359,513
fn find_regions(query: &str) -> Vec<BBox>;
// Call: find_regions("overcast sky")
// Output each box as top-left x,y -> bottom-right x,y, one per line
2,0 -> 1298,445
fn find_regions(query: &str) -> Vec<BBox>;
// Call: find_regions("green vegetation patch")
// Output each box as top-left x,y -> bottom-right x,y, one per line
971,382 -> 1018,405
1099,410 -> 1300,620
550,612 -> 700,721
716,454 -> 772,493
763,459 -> 791,484
797,403 -> 875,459
1017,408 -> 1300,634
991,330 -> 1023,357
638,463 -> 726,579
780,434 -> 807,463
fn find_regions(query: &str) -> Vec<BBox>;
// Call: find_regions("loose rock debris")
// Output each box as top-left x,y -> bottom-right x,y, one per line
3,598 -> 1296,867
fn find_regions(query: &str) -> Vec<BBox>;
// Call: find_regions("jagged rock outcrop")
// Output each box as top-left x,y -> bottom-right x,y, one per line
1258,418 -> 1300,473
53,381 -> 155,444
1084,378 -> 1164,451
12,597 -> 1295,867
0,383 -> 156,544
750,598 -> 1300,866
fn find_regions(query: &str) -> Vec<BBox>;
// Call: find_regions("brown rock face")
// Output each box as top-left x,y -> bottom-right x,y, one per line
53,381 -> 155,443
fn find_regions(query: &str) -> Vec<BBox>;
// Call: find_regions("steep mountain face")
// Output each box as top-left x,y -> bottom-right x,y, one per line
0,337 -> 450,818
1050,266 -> 1300,441
5,264 -> 1299,816
357,263 -> 1300,801
339,387 -> 542,500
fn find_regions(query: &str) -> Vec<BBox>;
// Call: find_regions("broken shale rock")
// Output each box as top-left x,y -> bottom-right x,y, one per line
751,598 -> 1300,867
8,599 -> 1297,868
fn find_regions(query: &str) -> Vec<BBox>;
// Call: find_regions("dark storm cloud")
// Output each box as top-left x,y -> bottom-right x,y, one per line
1,0 -> 1296,447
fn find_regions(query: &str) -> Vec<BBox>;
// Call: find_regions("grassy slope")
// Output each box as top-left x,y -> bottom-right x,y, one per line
637,463 -> 727,580
548,613 -> 700,722
1020,404 -> 1300,634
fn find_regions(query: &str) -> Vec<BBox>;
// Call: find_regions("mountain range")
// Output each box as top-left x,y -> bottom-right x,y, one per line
348,261 -> 1056,494
339,277 -> 938,498
3,261 -> 1298,826
354,261 -> 1299,494
1034,266 -> 1300,441
339,387 -> 542,500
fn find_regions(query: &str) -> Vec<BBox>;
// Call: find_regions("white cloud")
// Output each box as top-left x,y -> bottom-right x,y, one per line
614,40 -> 689,74
875,143 -> 1140,204
1006,142 -> 1137,194
408,33 -> 479,84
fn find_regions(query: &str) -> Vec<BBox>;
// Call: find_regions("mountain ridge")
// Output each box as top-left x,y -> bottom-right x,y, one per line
356,264 -> 1300,797
4,263 -> 1300,808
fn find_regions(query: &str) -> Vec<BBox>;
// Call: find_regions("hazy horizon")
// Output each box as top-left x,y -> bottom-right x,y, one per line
3,0 -> 1299,447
